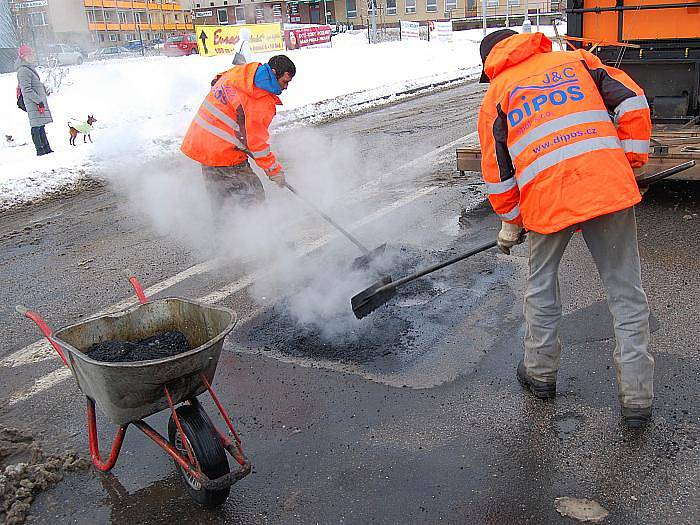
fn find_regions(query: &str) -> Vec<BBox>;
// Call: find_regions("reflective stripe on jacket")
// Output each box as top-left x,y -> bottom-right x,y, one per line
477,33 -> 651,234
181,62 -> 283,176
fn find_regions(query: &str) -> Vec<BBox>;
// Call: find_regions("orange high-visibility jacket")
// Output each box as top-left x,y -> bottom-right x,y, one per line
477,33 -> 651,234
181,62 -> 282,177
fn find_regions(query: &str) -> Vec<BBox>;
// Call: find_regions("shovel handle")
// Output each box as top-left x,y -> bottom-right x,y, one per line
284,183 -> 370,255
636,160 -> 695,187
379,240 -> 499,293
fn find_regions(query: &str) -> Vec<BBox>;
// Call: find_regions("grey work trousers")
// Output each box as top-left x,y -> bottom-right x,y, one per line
523,206 -> 653,408
202,161 -> 265,208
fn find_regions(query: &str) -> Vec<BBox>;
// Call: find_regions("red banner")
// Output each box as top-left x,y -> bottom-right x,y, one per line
284,25 -> 332,50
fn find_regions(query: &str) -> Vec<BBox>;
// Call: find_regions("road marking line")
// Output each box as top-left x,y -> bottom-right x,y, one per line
3,185 -> 440,405
1,258 -> 223,369
7,368 -> 73,407
3,121 -> 478,404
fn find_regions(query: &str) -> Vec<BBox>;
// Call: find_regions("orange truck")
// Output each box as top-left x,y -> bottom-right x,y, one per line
456,0 -> 700,179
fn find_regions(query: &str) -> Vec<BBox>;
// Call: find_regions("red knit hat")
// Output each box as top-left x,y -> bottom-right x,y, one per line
18,44 -> 34,59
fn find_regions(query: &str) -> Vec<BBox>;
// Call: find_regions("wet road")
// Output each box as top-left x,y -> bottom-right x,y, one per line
1,81 -> 699,524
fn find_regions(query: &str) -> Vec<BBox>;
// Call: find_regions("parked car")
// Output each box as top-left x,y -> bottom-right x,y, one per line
45,44 -> 84,66
163,34 -> 198,56
124,40 -> 147,53
87,46 -> 138,60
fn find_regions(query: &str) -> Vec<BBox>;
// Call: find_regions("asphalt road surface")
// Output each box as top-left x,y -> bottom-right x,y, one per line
1,81 -> 698,525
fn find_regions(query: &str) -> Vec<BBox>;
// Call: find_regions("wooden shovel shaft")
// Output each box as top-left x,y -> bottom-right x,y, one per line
284,183 -> 370,255
376,240 -> 498,294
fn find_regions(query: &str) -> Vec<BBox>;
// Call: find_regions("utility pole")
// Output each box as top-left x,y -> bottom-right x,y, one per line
523,0 -> 531,32
370,0 -> 377,43
482,0 -> 486,35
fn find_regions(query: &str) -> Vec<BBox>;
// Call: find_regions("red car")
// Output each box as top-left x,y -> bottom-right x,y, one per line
163,33 -> 199,56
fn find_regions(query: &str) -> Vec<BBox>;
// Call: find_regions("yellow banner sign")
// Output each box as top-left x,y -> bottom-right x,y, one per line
194,24 -> 284,57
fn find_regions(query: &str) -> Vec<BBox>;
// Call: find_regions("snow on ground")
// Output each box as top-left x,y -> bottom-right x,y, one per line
0,24 -> 563,210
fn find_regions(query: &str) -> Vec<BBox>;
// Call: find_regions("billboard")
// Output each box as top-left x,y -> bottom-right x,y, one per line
195,24 -> 284,57
400,21 -> 420,40
284,25 -> 332,50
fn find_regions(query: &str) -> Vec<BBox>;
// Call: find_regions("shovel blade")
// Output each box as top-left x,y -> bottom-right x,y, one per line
351,276 -> 396,319
351,243 -> 387,270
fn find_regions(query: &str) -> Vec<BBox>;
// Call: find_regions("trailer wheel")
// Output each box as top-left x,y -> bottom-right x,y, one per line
168,404 -> 230,506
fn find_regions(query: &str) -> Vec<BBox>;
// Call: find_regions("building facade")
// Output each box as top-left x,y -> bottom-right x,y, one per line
335,0 -> 463,27
334,0 -> 556,26
190,0 -> 336,26
191,0 -> 286,25
10,0 -> 193,50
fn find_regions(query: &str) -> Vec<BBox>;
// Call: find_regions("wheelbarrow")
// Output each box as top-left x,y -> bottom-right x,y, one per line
16,275 -> 251,506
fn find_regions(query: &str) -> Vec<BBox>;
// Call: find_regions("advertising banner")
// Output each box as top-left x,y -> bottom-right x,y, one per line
400,20 -> 420,40
195,24 -> 284,56
433,21 -> 453,42
284,25 -> 332,50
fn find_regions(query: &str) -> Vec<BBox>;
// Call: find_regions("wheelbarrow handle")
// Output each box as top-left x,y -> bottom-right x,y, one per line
15,305 -> 70,367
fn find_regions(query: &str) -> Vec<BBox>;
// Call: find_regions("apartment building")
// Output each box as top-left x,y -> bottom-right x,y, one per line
335,0 -> 462,26
334,0 -> 556,27
10,0 -> 193,50
191,0 -> 286,25
191,0 -> 336,26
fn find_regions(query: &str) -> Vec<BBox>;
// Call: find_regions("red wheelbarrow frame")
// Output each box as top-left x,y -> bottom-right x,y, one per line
17,276 -> 251,491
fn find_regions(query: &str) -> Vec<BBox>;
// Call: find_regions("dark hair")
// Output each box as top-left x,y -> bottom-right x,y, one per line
268,55 -> 296,78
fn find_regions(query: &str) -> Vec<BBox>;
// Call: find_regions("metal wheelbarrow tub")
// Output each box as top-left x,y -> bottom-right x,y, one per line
51,298 -> 236,426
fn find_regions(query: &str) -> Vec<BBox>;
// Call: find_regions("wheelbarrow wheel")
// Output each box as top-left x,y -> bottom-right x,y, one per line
168,404 -> 230,506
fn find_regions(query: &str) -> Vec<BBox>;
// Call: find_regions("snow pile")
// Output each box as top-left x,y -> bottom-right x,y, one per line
0,25 -> 561,210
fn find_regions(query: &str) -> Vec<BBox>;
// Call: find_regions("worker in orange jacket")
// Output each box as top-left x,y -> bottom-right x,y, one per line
181,55 -> 295,206
477,30 -> 653,428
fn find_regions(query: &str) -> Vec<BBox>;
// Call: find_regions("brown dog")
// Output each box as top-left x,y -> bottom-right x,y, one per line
68,115 -> 97,146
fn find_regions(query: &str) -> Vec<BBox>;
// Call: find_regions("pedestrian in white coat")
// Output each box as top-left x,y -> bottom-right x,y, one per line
232,27 -> 253,65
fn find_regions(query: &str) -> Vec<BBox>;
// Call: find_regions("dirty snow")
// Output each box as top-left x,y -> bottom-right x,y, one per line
0,24 -> 563,210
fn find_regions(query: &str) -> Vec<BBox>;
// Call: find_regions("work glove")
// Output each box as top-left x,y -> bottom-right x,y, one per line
37,102 -> 45,114
497,221 -> 526,255
269,171 -> 285,188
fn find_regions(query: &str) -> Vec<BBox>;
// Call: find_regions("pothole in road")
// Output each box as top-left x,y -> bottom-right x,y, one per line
233,243 -> 500,375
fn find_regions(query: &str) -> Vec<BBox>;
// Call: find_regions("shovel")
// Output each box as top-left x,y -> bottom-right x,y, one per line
284,182 -> 386,269
351,160 -> 696,320
352,240 -> 497,319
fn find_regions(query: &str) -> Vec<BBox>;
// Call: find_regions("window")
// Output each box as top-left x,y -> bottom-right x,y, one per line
346,0 -> 357,17
99,33 -> 106,42
134,11 -> 145,24
255,6 -> 264,21
507,0 -> 519,4
367,0 -> 377,15
386,0 -> 396,15
426,0 -> 437,11
272,3 -> 282,20
118,11 -> 129,24
405,0 -> 416,13
217,8 -> 228,23
29,12 -> 47,27
109,33 -> 118,41
487,0 -> 499,7
87,10 -> 96,23
235,6 -> 245,23
446,0 -> 457,9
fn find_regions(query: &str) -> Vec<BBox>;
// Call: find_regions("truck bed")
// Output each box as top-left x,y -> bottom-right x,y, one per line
456,125 -> 700,180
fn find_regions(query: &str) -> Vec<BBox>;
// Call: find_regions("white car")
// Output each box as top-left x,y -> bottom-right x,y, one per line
87,46 -> 138,60
45,44 -> 84,66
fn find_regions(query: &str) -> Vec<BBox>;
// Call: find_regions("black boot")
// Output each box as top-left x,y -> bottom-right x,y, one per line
39,126 -> 53,154
31,126 -> 43,155
621,406 -> 652,429
516,360 -> 556,399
